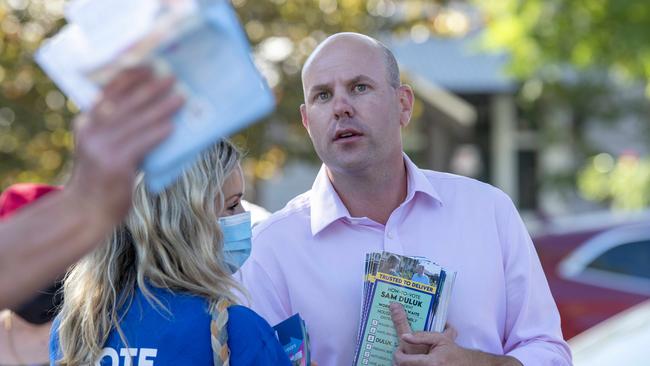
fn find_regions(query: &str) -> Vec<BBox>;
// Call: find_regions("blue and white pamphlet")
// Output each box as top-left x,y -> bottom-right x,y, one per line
273,313 -> 311,366
354,251 -> 456,366
35,0 -> 274,191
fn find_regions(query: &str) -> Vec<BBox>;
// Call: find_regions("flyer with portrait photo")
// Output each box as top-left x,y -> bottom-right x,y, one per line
353,251 -> 456,366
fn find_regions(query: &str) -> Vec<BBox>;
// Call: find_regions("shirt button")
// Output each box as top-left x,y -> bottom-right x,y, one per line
386,231 -> 393,239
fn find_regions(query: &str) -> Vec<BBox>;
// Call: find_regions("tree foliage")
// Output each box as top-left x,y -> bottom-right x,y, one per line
479,0 -> 650,210
578,153 -> 650,210
0,0 -> 73,188
479,0 -> 650,95
0,0 -> 449,193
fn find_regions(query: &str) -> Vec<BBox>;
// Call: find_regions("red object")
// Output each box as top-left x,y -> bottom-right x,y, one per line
0,183 -> 62,220
534,220 -> 650,339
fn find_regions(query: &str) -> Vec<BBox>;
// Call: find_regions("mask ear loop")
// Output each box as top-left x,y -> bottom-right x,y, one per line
4,310 -> 26,365
1,310 -> 12,330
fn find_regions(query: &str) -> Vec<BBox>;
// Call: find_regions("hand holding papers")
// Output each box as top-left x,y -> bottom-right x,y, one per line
273,314 -> 312,366
68,67 -> 181,233
36,0 -> 275,191
353,251 -> 456,366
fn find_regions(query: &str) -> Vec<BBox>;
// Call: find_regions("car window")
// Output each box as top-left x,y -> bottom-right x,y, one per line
587,240 -> 650,279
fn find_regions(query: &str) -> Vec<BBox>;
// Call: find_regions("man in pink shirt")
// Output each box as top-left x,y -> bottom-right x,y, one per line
239,33 -> 571,366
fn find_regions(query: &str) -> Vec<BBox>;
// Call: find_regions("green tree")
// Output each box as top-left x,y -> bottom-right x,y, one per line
479,0 -> 650,95
1,0 -> 453,198
478,0 -> 650,210
0,0 -> 74,188
578,153 -> 650,210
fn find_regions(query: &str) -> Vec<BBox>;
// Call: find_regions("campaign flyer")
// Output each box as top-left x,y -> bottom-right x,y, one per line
273,313 -> 311,366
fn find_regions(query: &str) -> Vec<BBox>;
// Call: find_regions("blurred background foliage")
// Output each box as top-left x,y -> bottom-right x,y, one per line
0,0 -> 73,188
478,0 -> 650,211
480,0 -> 650,90
578,153 -> 650,211
0,0 -> 648,210
0,0 -> 458,196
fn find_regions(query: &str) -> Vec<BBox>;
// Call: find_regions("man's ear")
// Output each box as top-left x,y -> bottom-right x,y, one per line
300,104 -> 310,132
397,85 -> 414,128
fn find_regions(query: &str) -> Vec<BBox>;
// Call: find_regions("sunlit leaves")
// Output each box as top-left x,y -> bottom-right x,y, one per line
0,0 -> 70,188
1,0 -> 457,191
578,153 -> 650,210
479,0 -> 650,90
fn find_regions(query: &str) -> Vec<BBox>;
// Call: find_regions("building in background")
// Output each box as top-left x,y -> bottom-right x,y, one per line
254,29 -> 648,220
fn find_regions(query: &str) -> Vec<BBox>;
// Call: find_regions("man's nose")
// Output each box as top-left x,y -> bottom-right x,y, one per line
332,94 -> 354,120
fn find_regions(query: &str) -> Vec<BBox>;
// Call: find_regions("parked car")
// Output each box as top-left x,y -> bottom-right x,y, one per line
532,211 -> 650,340
569,299 -> 650,366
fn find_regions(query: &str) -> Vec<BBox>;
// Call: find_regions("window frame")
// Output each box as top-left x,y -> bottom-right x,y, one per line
558,224 -> 650,296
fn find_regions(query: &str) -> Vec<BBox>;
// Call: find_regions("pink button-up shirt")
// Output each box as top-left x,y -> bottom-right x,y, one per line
239,154 -> 571,366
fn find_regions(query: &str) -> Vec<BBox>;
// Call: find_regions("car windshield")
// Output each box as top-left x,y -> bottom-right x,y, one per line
587,240 -> 650,279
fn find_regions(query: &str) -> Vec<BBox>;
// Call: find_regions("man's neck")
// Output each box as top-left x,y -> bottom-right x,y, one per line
327,155 -> 408,225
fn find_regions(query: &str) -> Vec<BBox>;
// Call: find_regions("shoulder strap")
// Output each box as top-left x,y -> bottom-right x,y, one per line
211,298 -> 231,366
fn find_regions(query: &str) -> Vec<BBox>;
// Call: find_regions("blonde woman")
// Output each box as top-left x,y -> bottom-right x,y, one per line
49,140 -> 291,366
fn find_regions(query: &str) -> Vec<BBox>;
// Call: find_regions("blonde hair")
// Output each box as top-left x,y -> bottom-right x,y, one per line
55,140 -> 243,365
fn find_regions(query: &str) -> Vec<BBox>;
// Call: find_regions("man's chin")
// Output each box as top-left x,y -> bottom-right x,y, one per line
326,156 -> 373,174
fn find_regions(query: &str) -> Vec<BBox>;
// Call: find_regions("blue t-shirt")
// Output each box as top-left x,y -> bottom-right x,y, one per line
49,286 -> 290,366
411,273 -> 430,285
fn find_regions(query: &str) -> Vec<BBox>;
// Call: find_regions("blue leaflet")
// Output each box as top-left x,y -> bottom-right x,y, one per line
273,314 -> 311,366
35,0 -> 274,192
141,0 -> 275,191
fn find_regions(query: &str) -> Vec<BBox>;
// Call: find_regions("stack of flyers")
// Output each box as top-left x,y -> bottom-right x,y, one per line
353,251 -> 456,366
273,313 -> 311,366
35,0 -> 275,192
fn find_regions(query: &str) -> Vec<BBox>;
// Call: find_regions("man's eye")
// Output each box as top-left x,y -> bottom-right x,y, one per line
315,91 -> 330,101
228,202 -> 240,211
354,84 -> 367,92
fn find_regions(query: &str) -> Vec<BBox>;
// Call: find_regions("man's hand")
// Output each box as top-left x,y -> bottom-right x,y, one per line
393,333 -> 522,366
65,66 -> 183,227
390,302 -> 430,354
390,302 -> 457,354
393,331 -> 471,366
0,67 -> 184,308
390,303 -> 522,366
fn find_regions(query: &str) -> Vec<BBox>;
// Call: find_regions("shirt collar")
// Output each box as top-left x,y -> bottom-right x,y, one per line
309,153 -> 443,236
402,153 -> 443,206
310,165 -> 351,236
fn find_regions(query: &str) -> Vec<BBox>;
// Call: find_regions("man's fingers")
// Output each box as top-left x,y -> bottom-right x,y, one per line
132,92 -> 184,130
393,349 -> 433,366
102,66 -> 155,100
390,302 -> 412,337
92,67 -> 163,125
443,324 -> 458,340
401,331 -> 447,346
72,113 -> 90,134
110,75 -> 178,121
111,92 -> 184,143
120,119 -> 173,163
391,303 -> 430,355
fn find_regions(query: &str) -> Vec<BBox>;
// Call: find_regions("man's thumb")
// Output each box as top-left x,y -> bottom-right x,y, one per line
389,302 -> 412,336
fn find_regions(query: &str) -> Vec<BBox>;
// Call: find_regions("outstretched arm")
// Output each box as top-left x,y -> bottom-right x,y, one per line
0,67 -> 183,308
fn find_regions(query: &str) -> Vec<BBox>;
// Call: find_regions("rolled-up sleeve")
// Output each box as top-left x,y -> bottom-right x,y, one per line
497,194 -> 572,365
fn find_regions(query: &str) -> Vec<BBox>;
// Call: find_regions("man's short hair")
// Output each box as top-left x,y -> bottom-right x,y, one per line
377,41 -> 400,89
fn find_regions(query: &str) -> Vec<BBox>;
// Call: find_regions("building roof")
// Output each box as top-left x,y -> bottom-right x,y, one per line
388,32 -> 515,94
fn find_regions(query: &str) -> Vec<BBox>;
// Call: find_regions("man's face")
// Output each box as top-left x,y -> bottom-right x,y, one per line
300,36 -> 413,175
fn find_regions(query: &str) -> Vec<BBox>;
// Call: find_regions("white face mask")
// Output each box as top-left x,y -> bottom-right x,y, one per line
218,211 -> 252,272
